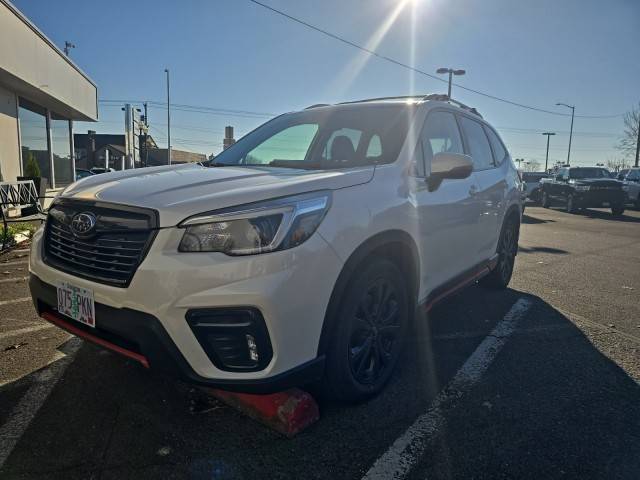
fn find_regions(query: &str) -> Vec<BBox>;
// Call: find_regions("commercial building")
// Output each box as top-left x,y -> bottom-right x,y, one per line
0,0 -> 97,195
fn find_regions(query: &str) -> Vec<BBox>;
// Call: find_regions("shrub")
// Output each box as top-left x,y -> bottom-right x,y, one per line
24,153 -> 41,178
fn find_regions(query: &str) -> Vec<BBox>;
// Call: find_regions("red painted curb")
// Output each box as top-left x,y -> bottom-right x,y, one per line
204,388 -> 320,437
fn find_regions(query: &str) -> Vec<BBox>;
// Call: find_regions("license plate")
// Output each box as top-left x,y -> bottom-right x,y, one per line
57,282 -> 96,328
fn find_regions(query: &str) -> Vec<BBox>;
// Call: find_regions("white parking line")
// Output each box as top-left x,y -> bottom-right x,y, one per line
0,324 -> 55,340
0,337 -> 82,468
362,298 -> 532,480
0,276 -> 28,284
0,260 -> 29,267
0,297 -> 31,306
432,322 -> 570,341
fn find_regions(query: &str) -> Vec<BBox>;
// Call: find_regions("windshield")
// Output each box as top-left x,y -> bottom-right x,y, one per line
211,105 -> 414,169
570,168 -> 611,179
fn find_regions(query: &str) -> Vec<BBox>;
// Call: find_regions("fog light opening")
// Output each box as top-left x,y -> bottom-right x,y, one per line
246,334 -> 259,362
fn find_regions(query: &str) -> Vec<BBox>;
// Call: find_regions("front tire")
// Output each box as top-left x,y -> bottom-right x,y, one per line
611,205 -> 624,216
482,216 -> 519,290
322,259 -> 409,403
541,191 -> 550,208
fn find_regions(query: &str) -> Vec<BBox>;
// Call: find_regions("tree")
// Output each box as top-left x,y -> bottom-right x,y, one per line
523,160 -> 541,172
617,102 -> 639,163
24,152 -> 41,178
606,157 -> 631,173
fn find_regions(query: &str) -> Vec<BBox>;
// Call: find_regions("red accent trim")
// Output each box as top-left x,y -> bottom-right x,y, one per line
41,311 -> 150,369
424,260 -> 496,313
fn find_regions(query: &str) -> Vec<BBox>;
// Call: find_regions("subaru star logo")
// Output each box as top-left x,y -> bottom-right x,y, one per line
70,212 -> 97,236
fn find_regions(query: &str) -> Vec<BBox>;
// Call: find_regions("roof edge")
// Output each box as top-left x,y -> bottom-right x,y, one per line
1,0 -> 97,89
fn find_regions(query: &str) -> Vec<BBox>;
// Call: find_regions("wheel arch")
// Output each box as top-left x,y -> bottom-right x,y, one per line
317,229 -> 420,356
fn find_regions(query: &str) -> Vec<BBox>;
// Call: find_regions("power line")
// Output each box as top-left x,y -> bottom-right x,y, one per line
247,0 -> 624,119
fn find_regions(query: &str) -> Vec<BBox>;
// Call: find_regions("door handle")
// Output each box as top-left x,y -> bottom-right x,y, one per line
469,185 -> 479,196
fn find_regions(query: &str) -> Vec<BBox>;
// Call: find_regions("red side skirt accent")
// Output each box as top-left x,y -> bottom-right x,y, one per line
424,257 -> 498,313
41,311 -> 150,369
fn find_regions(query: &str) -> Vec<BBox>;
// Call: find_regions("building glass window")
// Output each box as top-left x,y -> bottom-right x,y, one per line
51,113 -> 73,187
18,98 -> 50,181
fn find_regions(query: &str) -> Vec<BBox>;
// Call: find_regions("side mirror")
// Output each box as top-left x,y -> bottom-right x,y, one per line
427,152 -> 473,191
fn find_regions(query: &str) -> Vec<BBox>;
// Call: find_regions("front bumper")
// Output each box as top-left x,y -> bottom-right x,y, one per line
28,225 -> 343,391
574,189 -> 625,207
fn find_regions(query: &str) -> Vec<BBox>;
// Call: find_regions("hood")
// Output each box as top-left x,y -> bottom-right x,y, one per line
59,163 -> 374,226
572,178 -> 622,187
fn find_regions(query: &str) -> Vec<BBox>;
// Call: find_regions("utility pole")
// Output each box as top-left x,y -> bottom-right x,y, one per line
635,114 -> 640,167
556,103 -> 575,165
164,69 -> 171,165
122,104 -> 132,170
436,67 -> 466,99
542,132 -> 556,173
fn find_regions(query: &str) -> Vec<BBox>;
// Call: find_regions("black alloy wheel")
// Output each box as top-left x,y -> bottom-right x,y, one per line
348,278 -> 402,385
482,217 -> 519,289
322,259 -> 409,403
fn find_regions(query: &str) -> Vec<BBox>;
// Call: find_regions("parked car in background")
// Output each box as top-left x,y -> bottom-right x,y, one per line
75,169 -> 95,181
616,169 -> 629,181
521,172 -> 549,204
89,167 -> 116,175
622,167 -> 640,209
29,95 -> 522,402
540,166 -> 625,215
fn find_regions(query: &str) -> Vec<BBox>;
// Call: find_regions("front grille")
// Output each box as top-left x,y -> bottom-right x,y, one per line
43,200 -> 158,287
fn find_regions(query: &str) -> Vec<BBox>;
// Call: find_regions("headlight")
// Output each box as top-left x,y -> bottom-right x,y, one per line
574,185 -> 590,191
178,192 -> 331,255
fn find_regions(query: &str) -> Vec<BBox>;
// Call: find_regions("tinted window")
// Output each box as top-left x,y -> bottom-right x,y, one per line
419,111 -> 464,176
484,126 -> 507,165
459,116 -> 494,170
215,105 -> 414,169
569,168 -> 610,179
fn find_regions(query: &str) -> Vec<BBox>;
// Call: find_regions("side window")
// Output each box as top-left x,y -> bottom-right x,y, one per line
244,124 -> 318,164
459,116 -> 494,170
484,126 -> 507,166
366,134 -> 382,159
419,111 -> 464,175
627,170 -> 639,181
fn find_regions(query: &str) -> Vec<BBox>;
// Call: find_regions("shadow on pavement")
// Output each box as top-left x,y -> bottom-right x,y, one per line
518,246 -> 568,254
521,214 -> 555,224
1,288 -> 638,480
581,209 -> 640,223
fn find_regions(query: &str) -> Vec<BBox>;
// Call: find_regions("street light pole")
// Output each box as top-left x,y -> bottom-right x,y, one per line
164,68 -> 171,165
542,132 -> 556,173
556,103 -> 575,165
436,67 -> 466,99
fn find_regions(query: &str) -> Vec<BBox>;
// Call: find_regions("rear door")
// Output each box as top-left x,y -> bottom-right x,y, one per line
457,115 -> 503,265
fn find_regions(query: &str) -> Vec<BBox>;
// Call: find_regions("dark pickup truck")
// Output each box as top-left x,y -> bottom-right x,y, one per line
540,167 -> 625,216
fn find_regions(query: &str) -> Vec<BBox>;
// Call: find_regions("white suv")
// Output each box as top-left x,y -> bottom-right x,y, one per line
29,95 -> 521,402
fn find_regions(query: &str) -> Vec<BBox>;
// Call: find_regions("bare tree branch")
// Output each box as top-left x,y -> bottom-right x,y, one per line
616,102 -> 640,159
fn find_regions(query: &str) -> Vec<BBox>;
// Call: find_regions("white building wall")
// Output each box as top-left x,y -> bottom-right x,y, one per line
0,83 -> 19,181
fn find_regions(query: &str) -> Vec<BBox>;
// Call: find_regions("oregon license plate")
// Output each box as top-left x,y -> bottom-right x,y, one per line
57,282 -> 96,328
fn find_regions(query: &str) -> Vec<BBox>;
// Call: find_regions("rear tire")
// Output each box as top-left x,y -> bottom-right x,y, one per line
322,259 -> 409,403
541,191 -> 550,208
635,195 -> 640,210
611,205 -> 624,216
566,194 -> 577,214
482,216 -> 519,290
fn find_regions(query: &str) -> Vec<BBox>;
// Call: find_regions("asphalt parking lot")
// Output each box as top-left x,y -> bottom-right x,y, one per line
0,206 -> 639,480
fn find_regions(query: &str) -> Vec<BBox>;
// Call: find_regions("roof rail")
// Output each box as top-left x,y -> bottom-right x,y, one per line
305,103 -> 330,110
423,94 -> 483,118
337,95 -> 425,105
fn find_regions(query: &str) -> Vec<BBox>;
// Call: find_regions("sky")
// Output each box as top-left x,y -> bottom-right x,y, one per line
11,0 -> 640,168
